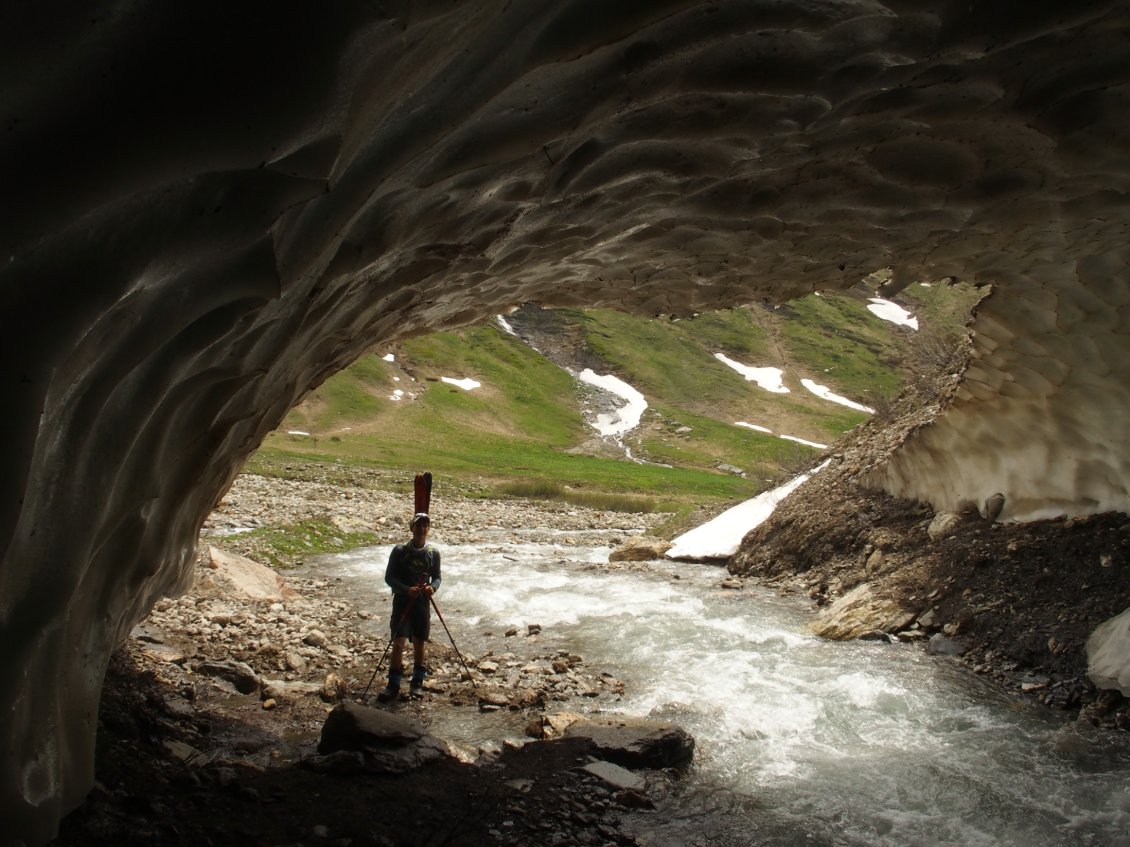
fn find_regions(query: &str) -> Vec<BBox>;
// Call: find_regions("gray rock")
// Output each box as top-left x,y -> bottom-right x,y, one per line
318,702 -> 426,754
927,633 -> 968,656
261,679 -> 324,702
162,740 -> 214,766
139,642 -> 188,665
1086,606 -> 1130,695
200,547 -> 298,601
927,512 -> 962,540
130,623 -> 167,644
582,761 -> 645,792
366,735 -> 451,774
809,583 -> 916,640
161,696 -> 195,719
982,493 -> 1006,522
565,716 -> 695,770
478,689 -> 511,708
193,659 -> 259,694
609,537 -> 672,562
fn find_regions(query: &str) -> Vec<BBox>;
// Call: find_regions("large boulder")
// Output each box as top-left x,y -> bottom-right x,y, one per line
318,702 -> 426,754
192,659 -> 259,695
197,546 -> 297,602
318,702 -> 449,774
810,583 -> 917,641
1087,607 -> 1130,696
564,716 -> 695,770
609,537 -> 672,562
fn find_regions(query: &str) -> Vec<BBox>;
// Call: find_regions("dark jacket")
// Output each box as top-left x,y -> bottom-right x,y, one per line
385,542 -> 441,596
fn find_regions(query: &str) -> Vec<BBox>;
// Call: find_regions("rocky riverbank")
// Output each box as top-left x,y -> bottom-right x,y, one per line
53,474 -> 683,847
55,463 -> 1130,846
732,479 -> 1130,730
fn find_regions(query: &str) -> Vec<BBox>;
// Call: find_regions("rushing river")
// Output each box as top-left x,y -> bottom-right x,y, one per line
302,532 -> 1130,847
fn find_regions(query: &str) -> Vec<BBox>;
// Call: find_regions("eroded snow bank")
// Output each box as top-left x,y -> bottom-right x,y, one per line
666,461 -> 829,560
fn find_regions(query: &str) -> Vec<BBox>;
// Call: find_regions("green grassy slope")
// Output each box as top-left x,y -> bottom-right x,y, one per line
257,283 -> 981,516
562,304 -> 878,439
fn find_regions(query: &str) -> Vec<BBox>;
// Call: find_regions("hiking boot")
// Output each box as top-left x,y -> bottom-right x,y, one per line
409,665 -> 427,698
377,667 -> 403,702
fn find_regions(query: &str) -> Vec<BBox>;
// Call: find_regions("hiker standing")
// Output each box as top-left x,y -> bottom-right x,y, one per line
379,512 -> 441,700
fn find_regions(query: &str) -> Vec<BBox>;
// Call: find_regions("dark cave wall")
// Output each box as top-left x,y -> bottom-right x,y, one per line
3,2 -> 1130,843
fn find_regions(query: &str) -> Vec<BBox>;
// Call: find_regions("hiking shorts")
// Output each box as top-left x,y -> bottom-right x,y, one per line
390,593 -> 431,641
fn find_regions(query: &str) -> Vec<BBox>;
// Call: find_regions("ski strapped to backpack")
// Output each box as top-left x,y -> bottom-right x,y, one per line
413,471 -> 432,517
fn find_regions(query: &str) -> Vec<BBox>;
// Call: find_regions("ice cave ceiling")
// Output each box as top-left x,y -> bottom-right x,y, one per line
2,1 -> 1130,843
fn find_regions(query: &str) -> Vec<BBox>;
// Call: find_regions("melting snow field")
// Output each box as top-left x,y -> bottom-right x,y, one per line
778,433 -> 828,449
800,378 -> 876,413
715,353 -> 790,393
577,368 -> 648,437
442,376 -> 481,391
715,352 -> 875,417
868,297 -> 919,329
368,299 -> 923,468
666,461 -> 829,559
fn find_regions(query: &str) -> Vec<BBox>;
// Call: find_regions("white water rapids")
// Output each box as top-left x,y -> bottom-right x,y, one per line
304,533 -> 1130,847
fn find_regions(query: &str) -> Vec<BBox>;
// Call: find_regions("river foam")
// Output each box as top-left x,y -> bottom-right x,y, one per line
309,540 -> 1130,847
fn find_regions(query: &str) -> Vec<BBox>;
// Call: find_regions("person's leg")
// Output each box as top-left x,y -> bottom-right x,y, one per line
410,636 -> 428,695
391,636 -> 407,671
379,636 -> 407,700
407,602 -> 431,696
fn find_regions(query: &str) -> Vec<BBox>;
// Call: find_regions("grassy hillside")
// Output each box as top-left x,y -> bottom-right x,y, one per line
256,282 -> 981,520
560,304 -> 879,441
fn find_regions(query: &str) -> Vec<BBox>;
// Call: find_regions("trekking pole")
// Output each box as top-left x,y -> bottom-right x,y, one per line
360,586 -> 422,700
429,594 -> 477,689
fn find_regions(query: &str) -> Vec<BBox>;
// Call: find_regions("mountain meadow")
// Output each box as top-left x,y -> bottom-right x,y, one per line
246,279 -> 981,546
